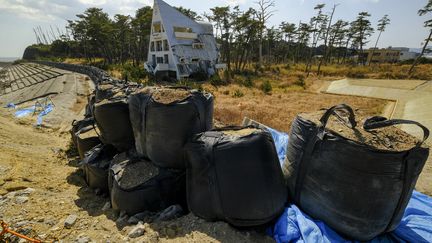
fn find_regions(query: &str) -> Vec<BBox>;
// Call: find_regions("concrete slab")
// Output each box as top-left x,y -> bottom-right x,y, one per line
347,79 -> 426,90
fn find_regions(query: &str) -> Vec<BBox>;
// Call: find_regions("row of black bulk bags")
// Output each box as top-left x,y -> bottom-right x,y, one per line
81,144 -> 118,193
75,126 -> 101,159
70,118 -> 94,147
109,153 -> 186,215
70,118 -> 101,159
129,87 -> 214,168
94,96 -> 135,152
185,126 -> 287,227
283,104 -> 430,241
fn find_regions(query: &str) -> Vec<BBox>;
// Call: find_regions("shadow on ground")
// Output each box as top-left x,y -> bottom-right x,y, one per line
64,150 -> 272,242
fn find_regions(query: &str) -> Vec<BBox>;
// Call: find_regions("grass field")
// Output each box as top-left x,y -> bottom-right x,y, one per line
59,58 -> 426,130
205,84 -> 386,133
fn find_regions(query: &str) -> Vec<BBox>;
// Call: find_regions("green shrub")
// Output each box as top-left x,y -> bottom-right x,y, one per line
121,64 -> 147,82
294,74 -> 306,87
209,74 -> 228,86
347,69 -> 366,79
260,80 -> 272,94
243,75 -> 254,88
233,89 -> 244,98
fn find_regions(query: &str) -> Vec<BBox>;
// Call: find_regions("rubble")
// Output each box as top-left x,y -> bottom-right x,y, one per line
64,214 -> 78,229
128,222 -> 146,238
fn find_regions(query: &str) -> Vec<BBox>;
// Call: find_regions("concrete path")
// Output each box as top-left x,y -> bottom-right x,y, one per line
325,78 -> 432,144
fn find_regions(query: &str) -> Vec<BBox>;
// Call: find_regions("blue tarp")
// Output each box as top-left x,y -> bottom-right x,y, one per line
267,127 -> 432,243
13,103 -> 53,126
36,104 -> 53,125
14,106 -> 36,118
268,191 -> 432,243
267,126 -> 289,165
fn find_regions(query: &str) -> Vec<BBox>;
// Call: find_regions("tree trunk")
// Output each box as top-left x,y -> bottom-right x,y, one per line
342,37 -> 351,64
318,4 -> 337,75
409,29 -> 432,75
369,30 -> 383,66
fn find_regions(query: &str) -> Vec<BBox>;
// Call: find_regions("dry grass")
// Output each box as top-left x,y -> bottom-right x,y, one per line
204,84 -> 386,133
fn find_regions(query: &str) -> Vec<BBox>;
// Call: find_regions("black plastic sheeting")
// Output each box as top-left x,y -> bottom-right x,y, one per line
185,126 -> 287,227
129,87 -> 213,168
110,154 -> 186,215
283,104 -> 430,241
94,97 -> 135,152
76,126 -> 101,159
81,144 -> 118,193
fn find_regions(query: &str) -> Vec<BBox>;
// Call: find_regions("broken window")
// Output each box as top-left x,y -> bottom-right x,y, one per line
163,40 -> 169,51
192,43 -> 205,49
177,64 -> 188,75
153,22 -> 163,33
156,41 -> 162,52
173,26 -> 193,33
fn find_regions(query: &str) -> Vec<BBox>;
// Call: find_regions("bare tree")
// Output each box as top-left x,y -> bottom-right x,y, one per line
410,0 -> 432,74
369,14 -> 390,66
255,0 -> 275,67
317,4 -> 339,75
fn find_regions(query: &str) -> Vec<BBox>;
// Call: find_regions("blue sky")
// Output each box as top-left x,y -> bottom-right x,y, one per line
0,0 -> 430,58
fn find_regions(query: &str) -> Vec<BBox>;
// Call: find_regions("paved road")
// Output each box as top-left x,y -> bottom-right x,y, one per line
325,78 -> 432,145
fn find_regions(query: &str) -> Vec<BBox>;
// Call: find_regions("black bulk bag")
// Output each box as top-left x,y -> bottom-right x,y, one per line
75,126 -> 101,159
81,144 -> 118,192
110,157 -> 186,215
95,83 -> 120,102
94,97 -> 135,152
70,118 -> 95,147
129,87 -> 213,168
283,104 -> 430,241
84,94 -> 96,118
185,126 -> 287,227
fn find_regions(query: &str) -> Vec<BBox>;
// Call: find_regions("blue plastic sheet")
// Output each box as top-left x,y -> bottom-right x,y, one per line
268,191 -> 432,243
36,104 -> 53,125
266,126 -> 289,165
5,103 -> 16,109
14,106 -> 36,118
13,103 -> 54,125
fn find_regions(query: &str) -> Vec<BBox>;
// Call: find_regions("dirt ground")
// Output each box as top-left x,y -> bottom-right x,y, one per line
0,77 -> 430,242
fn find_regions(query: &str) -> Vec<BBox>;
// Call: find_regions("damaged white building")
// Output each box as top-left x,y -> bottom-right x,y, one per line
144,0 -> 222,80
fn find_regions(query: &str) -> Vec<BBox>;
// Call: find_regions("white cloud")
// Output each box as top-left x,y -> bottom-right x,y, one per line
78,0 -> 107,5
0,0 -> 153,22
0,0 -> 68,21
224,0 -> 247,6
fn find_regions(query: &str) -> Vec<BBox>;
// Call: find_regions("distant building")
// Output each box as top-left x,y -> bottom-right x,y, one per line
144,0 -> 222,80
390,47 -> 420,61
363,48 -> 400,64
363,47 -> 420,64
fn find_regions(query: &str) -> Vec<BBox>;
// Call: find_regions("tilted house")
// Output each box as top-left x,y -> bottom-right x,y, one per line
145,0 -> 221,80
